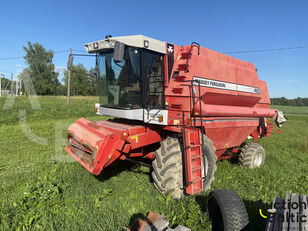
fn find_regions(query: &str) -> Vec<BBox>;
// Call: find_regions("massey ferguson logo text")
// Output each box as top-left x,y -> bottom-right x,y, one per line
196,78 -> 226,88
193,76 -> 260,95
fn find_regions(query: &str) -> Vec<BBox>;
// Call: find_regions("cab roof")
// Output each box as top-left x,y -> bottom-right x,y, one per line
84,35 -> 166,54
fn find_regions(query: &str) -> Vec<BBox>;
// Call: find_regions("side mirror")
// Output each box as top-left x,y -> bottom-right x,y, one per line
67,55 -> 74,70
113,42 -> 125,62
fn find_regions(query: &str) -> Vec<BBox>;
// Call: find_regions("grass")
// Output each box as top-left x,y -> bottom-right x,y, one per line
271,105 -> 308,115
0,96 -> 307,230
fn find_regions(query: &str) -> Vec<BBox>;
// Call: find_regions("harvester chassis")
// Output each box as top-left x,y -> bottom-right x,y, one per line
65,34 -> 286,198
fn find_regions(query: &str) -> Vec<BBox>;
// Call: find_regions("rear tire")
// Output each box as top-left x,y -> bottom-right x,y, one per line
207,190 -> 249,231
239,142 -> 265,169
151,136 -> 184,199
201,135 -> 217,191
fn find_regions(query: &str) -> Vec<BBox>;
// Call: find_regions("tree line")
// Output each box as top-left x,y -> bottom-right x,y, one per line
15,41 -> 97,96
271,97 -> 308,106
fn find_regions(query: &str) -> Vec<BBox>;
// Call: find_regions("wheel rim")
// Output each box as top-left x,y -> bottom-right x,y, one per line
202,155 -> 209,178
253,151 -> 263,167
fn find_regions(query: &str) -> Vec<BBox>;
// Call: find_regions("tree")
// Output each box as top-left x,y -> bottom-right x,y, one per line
23,42 -> 59,95
271,97 -> 308,106
0,77 -> 11,91
63,64 -> 97,96
18,69 -> 32,95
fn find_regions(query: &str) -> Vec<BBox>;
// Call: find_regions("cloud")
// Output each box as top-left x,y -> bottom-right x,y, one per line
55,66 -> 67,74
16,64 -> 25,67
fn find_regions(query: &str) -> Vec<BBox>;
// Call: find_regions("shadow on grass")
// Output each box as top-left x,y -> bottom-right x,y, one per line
213,155 -> 240,166
94,159 -> 151,182
195,194 -> 269,231
128,213 -> 151,231
195,194 -> 209,213
244,199 -> 269,231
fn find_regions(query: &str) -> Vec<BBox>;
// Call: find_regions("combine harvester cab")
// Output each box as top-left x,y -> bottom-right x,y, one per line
65,35 -> 286,198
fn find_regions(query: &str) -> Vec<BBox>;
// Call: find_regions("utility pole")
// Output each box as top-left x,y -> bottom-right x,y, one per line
16,76 -> 18,96
11,73 -> 13,95
66,48 -> 72,105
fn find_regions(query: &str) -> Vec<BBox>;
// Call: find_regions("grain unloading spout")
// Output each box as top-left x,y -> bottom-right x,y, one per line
274,110 -> 287,127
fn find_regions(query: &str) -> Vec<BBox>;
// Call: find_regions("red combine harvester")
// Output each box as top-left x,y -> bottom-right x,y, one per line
65,35 -> 286,198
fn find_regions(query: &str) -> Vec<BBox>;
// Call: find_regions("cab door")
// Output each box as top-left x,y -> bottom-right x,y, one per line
141,50 -> 165,110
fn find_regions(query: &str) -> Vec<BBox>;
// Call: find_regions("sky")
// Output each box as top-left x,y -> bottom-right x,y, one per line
0,0 -> 307,98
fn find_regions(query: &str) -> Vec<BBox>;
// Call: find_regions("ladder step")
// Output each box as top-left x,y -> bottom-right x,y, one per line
177,60 -> 188,71
174,75 -> 186,82
189,145 -> 200,148
170,104 -> 182,109
181,52 -> 190,59
191,176 -> 202,183
185,146 -> 200,151
192,167 -> 202,172
172,88 -> 183,94
192,186 -> 202,195
191,155 -> 201,160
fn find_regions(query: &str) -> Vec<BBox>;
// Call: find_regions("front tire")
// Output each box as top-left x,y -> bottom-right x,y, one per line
151,134 -> 217,199
239,142 -> 265,168
151,136 -> 184,199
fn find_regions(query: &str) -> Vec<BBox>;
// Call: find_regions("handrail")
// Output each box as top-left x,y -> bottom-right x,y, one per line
185,42 -> 200,72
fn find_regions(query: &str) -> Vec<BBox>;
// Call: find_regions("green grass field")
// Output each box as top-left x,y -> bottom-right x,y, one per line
0,96 -> 307,230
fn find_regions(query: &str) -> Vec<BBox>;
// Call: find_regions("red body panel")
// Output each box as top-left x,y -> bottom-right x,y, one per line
165,45 -> 273,112
162,43 -> 278,159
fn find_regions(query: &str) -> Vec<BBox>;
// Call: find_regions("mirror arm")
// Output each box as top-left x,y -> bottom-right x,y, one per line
67,53 -> 96,71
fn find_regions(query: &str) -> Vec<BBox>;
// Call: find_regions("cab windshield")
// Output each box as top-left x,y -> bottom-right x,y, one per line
97,47 -> 142,109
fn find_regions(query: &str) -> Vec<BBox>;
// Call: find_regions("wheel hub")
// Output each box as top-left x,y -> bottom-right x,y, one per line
253,151 -> 263,167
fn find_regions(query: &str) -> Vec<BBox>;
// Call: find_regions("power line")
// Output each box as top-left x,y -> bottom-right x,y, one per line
72,49 -> 87,53
1,44 -> 307,60
0,49 -> 89,77
0,56 -> 24,60
222,45 -> 308,54
54,49 -> 70,54
0,49 -> 72,60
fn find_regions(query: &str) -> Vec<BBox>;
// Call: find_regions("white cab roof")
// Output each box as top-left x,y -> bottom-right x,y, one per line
84,35 -> 166,54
